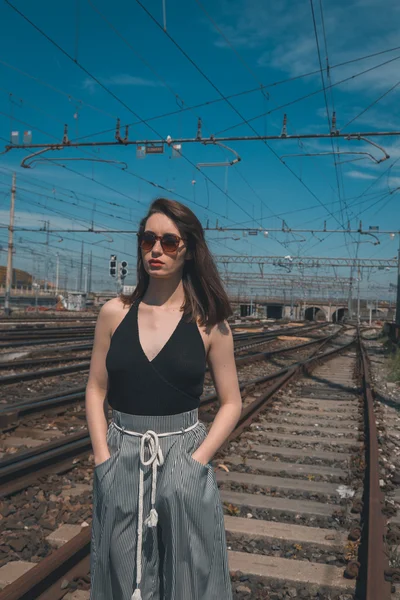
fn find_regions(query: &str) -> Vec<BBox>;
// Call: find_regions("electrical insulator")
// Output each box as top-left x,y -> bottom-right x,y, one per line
109,254 -> 117,277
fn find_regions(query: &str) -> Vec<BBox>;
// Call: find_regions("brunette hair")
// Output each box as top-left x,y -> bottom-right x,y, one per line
120,198 -> 232,327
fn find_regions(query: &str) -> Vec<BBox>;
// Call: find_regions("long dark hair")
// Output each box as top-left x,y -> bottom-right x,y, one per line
121,198 -> 232,327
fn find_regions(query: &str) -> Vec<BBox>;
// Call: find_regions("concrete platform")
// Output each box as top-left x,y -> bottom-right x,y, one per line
249,443 -> 352,461
217,470 -> 341,497
0,561 -> 35,590
229,551 -> 355,591
249,431 -> 361,447
221,490 -> 337,517
224,456 -> 348,479
224,515 -> 347,548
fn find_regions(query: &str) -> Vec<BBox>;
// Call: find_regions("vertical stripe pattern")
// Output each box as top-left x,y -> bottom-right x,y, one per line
90,408 -> 232,600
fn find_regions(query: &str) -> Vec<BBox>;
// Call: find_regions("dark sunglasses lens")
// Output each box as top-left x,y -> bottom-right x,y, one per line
162,235 -> 180,252
140,232 -> 156,251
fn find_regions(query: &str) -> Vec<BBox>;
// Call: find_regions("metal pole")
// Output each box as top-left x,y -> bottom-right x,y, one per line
88,251 -> 92,294
79,241 -> 84,292
290,284 -> 294,320
396,233 -> 400,328
4,173 -> 16,317
55,253 -> 59,294
357,268 -> 361,324
44,221 -> 49,292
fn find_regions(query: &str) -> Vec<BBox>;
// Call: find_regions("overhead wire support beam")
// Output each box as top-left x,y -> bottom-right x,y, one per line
2,120 -> 400,157
214,255 -> 398,269
206,227 -> 398,235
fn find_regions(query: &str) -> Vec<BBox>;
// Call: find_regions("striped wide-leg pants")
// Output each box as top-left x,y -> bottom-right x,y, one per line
90,408 -> 232,600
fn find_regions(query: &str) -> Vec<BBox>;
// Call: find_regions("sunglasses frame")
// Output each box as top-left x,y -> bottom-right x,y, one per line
137,230 -> 185,254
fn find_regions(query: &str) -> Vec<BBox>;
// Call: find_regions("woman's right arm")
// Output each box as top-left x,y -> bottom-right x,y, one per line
85,301 -> 115,466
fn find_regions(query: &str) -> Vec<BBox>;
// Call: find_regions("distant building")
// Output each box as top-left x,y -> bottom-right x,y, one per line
0,266 -> 33,287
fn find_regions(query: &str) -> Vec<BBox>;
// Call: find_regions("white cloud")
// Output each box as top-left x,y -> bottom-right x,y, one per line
346,170 -> 376,180
0,210 -> 78,230
212,0 -> 400,93
82,74 -> 161,92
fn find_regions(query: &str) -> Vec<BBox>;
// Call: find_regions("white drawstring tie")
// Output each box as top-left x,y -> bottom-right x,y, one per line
112,420 -> 199,600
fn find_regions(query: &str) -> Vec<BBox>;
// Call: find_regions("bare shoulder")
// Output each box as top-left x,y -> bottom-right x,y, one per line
209,319 -> 232,340
197,318 -> 231,357
99,297 -> 127,317
97,297 -> 130,334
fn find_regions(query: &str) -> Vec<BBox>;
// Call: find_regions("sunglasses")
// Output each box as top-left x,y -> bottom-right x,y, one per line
138,230 -> 184,254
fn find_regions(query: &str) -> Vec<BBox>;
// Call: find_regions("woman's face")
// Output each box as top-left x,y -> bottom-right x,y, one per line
141,213 -> 190,279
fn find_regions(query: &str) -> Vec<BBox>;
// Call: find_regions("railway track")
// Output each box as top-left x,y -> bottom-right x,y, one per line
0,328 -> 391,599
0,319 -> 325,348
0,327 -> 336,429
0,323 -> 331,387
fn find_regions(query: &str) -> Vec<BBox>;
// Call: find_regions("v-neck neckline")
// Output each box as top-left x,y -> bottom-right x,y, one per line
136,300 -> 184,364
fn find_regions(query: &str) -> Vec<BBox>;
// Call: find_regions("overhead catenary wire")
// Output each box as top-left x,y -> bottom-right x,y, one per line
4,1 -> 398,270
341,79 -> 400,131
3,0 -> 287,253
192,0 -> 357,248
310,0 -> 354,258
0,58 -> 118,119
215,53 -> 400,136
68,44 -> 400,142
86,0 -> 298,253
134,0 -> 360,239
86,0 -> 288,248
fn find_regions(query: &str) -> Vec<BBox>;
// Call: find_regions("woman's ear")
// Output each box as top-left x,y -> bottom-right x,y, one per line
185,251 -> 193,261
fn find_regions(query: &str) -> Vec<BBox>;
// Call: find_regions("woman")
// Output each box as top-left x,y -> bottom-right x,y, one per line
86,198 -> 242,600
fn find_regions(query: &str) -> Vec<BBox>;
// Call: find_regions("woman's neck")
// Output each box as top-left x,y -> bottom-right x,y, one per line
142,274 -> 185,309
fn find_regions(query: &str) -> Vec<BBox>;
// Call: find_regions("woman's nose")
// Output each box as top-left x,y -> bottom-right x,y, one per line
152,239 -> 163,254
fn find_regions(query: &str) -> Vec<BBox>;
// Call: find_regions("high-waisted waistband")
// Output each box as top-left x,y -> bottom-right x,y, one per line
111,407 -> 199,435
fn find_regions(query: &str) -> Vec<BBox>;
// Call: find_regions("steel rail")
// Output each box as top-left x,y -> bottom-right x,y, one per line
0,330 -> 334,423
0,324 -> 330,384
0,336 -> 94,349
0,332 -> 353,599
359,333 -> 391,599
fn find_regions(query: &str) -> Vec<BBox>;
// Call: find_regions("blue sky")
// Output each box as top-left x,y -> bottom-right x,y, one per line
0,0 -> 399,295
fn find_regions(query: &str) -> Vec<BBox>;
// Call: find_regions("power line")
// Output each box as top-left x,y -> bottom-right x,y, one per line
85,0 -> 290,250
4,0 -> 265,234
215,53 -> 400,135
0,58 -> 118,119
70,44 -> 400,142
214,255 -> 397,268
341,79 -> 400,131
192,0 -> 353,247
310,0 -> 346,230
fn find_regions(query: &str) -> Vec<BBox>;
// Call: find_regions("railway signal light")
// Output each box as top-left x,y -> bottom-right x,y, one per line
120,260 -> 128,279
109,254 -> 117,277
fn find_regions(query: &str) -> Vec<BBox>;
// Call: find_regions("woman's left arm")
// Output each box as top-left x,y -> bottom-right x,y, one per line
192,320 -> 243,465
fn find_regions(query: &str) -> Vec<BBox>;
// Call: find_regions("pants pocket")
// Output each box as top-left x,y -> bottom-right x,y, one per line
92,424 -> 122,555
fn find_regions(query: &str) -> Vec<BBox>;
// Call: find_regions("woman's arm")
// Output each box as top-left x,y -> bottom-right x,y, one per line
85,300 -> 115,466
192,320 -> 242,465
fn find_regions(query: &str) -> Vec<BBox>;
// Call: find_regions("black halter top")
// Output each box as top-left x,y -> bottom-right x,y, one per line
105,299 -> 207,416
